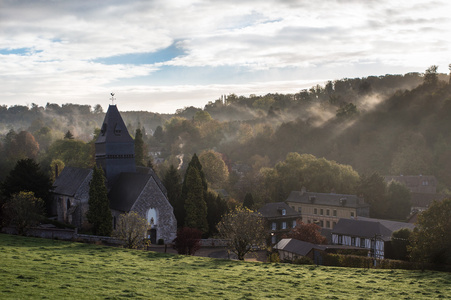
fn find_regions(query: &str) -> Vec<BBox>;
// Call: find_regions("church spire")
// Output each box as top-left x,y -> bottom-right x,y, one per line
95,104 -> 135,186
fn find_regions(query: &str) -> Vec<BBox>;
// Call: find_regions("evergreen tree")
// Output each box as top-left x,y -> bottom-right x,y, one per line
87,166 -> 112,236
1,159 -> 52,215
163,164 -> 182,211
134,128 -> 145,166
64,130 -> 74,139
243,193 -> 254,209
178,154 -> 208,227
183,166 -> 208,234
205,192 -> 228,237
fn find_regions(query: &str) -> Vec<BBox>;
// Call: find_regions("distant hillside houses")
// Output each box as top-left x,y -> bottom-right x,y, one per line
52,105 -> 176,244
384,175 -> 445,213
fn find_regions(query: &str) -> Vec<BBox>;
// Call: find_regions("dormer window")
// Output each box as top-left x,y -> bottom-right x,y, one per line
281,208 -> 286,216
114,123 -> 122,136
101,123 -> 107,136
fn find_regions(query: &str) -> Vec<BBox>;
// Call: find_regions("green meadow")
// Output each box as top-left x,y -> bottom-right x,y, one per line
0,234 -> 450,299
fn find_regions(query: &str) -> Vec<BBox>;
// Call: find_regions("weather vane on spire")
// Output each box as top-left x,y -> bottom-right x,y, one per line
110,92 -> 116,105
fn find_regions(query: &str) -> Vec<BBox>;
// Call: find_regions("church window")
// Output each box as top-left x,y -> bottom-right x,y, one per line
66,199 -> 71,210
146,208 -> 158,227
101,123 -> 107,135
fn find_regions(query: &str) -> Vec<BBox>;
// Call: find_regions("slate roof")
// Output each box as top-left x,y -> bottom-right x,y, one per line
95,105 -> 134,144
286,191 -> 368,209
332,217 -> 415,241
274,238 -> 326,256
384,175 -> 437,193
258,202 -> 301,219
411,192 -> 444,208
136,166 -> 167,196
52,167 -> 92,197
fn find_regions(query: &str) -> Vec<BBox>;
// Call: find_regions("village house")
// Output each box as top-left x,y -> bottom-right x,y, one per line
52,104 -> 177,244
285,188 -> 369,230
331,217 -> 415,259
258,202 -> 302,244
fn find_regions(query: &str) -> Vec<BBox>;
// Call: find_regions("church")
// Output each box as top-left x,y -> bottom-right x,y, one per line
52,104 -> 177,244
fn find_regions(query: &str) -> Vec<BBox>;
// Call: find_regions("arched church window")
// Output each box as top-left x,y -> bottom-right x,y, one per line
66,199 -> 71,210
146,208 -> 158,228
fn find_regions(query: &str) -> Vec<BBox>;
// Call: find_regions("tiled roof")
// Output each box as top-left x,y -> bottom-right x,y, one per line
108,172 -> 152,212
332,217 -> 415,241
286,191 -> 368,208
52,167 -> 92,197
257,202 -> 302,219
274,238 -> 326,256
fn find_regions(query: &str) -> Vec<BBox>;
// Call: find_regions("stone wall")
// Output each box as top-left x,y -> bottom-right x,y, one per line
131,176 -> 177,244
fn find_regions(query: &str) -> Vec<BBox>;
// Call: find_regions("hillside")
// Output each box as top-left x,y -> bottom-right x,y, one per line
1,234 -> 450,299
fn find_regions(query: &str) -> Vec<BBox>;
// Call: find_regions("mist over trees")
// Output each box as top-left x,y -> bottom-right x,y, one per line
1,67 -> 451,222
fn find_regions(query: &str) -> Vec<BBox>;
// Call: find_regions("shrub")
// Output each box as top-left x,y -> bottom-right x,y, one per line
267,252 -> 280,263
173,227 -> 202,255
158,238 -> 164,245
293,256 -> 314,265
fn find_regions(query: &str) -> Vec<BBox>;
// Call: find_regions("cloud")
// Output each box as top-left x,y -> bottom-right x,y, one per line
0,0 -> 451,112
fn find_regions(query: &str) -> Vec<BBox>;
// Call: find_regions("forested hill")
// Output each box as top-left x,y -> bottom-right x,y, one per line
1,68 -> 451,193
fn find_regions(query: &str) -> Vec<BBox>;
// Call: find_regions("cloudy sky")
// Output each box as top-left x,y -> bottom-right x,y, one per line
1,0 -> 450,113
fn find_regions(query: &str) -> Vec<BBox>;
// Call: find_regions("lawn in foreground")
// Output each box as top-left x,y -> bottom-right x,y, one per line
0,234 -> 450,299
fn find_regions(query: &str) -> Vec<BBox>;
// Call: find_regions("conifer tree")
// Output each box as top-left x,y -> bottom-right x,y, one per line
87,166 -> 112,236
183,166 -> 208,234
134,128 -> 145,166
243,193 -> 254,209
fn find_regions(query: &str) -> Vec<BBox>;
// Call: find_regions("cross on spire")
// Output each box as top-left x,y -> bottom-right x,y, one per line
110,92 -> 116,105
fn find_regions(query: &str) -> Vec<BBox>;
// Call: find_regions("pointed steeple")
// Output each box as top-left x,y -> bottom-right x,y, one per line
95,105 -> 135,186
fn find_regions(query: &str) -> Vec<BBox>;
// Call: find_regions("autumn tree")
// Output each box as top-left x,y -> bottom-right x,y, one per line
3,191 -> 45,235
388,228 -> 412,261
199,150 -> 229,188
87,166 -> 112,236
217,207 -> 266,260
113,211 -> 149,249
409,198 -> 451,265
287,221 -> 327,245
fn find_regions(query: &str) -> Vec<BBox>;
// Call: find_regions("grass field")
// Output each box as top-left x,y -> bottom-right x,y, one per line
1,234 -> 450,299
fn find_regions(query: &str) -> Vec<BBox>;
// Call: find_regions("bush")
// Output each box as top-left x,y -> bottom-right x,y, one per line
157,238 -> 164,245
173,227 -> 202,255
267,252 -> 280,263
293,256 -> 314,265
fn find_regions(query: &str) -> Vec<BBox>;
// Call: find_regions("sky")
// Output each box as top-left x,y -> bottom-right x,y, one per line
1,0 -> 450,114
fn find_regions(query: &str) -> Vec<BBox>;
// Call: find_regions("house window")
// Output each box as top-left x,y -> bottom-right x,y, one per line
333,210 -> 337,217
326,209 -> 330,216
320,220 -> 324,227
360,238 -> 365,248
292,220 -> 297,228
338,235 -> 343,244
320,209 -> 324,215
271,222 -> 277,230
351,212 -> 355,218
351,237 -> 356,246
314,208 -> 318,215
281,209 -> 286,216
282,222 -> 287,229
308,220 -> 311,224
271,235 -> 276,244
298,207 -> 302,213
333,221 -> 337,228
326,221 -> 330,228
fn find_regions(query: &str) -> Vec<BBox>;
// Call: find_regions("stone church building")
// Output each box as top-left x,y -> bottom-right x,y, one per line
52,105 -> 177,243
